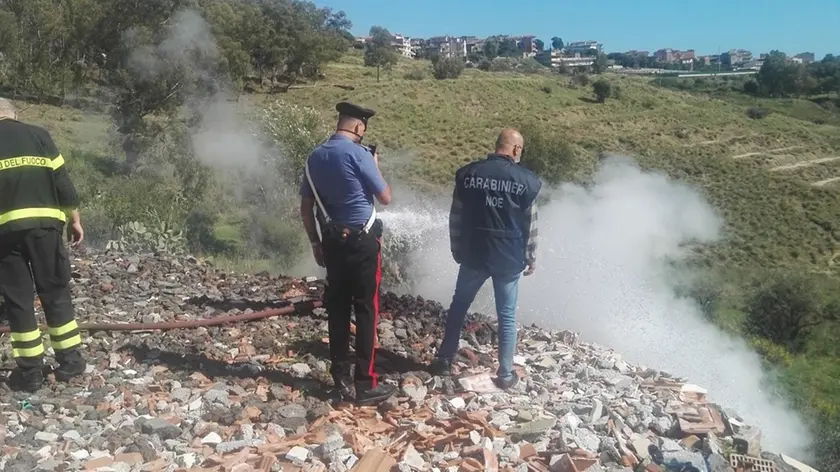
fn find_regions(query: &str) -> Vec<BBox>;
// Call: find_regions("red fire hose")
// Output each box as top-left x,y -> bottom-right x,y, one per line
0,300 -> 323,334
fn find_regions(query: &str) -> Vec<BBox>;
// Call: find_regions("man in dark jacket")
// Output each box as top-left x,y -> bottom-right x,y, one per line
0,98 -> 86,392
429,128 -> 541,389
299,102 -> 397,406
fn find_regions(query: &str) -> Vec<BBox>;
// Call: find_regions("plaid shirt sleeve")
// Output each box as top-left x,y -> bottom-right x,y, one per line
449,186 -> 463,261
524,198 -> 538,265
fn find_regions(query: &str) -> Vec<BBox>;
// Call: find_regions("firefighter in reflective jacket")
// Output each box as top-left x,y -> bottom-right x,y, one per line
0,98 -> 86,392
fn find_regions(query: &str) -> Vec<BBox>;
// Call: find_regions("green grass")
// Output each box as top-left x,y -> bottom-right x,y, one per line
259,53 -> 840,277
15,53 -> 840,276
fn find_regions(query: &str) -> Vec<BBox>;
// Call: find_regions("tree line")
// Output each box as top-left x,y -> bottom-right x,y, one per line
0,0 -> 352,108
753,51 -> 840,98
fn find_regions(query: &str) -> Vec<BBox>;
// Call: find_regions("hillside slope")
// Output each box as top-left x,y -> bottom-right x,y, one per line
266,54 -> 840,275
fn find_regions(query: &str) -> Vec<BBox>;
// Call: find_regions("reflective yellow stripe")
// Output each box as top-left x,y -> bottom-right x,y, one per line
0,154 -> 64,171
11,330 -> 42,342
51,334 -> 81,351
48,320 -> 79,337
12,344 -> 45,358
0,207 -> 67,226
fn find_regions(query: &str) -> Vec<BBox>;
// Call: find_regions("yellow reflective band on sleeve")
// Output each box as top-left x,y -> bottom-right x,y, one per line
0,208 -> 67,226
11,330 -> 42,342
12,344 -> 45,359
48,320 -> 79,337
0,155 -> 64,172
50,334 -> 82,351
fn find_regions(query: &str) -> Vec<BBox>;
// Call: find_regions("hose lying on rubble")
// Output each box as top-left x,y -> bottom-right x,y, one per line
0,299 -> 323,334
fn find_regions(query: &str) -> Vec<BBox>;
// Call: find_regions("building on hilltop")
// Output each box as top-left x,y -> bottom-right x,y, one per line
391,33 -> 414,58
653,48 -> 696,64
354,34 -> 415,58
563,40 -> 603,55
423,36 -> 468,59
721,49 -> 752,67
535,50 -> 595,69
794,52 -> 815,64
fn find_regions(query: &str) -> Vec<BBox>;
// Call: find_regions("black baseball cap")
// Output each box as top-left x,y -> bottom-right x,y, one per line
336,101 -> 376,125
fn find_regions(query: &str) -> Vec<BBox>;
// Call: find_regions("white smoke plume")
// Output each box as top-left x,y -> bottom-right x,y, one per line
380,155 -> 814,460
122,8 -> 268,172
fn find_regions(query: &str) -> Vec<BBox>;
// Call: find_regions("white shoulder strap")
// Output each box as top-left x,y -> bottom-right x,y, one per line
305,155 -> 330,223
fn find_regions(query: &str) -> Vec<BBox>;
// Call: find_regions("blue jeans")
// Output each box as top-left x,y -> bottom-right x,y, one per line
437,264 -> 521,380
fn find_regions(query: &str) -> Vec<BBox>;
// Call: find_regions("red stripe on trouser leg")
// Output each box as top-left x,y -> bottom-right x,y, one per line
368,239 -> 382,389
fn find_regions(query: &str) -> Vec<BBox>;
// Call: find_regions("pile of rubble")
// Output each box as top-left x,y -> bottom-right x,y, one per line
0,251 -> 811,472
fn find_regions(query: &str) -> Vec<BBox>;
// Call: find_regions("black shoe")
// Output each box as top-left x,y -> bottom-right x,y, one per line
54,350 -> 86,382
493,374 -> 519,390
355,382 -> 397,406
7,367 -> 44,392
428,358 -> 452,377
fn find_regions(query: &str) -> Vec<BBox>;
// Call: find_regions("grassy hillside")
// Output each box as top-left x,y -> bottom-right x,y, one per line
262,53 -> 840,277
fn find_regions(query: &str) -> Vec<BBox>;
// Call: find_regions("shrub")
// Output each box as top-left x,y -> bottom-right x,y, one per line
404,67 -> 429,80
262,100 -> 330,187
748,337 -> 793,367
433,57 -> 465,80
743,271 -> 840,353
743,80 -> 759,95
519,124 -> 579,185
747,107 -> 770,119
571,73 -> 590,87
540,85 -> 552,94
592,79 -> 612,103
488,57 -> 516,72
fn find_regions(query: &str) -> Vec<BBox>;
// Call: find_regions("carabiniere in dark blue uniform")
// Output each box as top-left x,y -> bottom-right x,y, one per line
454,154 -> 541,276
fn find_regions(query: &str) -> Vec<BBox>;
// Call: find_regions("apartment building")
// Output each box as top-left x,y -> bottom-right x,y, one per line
535,50 -> 595,69
653,48 -> 695,64
391,34 -> 414,58
564,40 -> 603,55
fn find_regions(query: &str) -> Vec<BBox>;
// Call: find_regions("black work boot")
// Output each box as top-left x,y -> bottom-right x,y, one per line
355,381 -> 397,406
54,349 -> 86,382
428,358 -> 452,377
7,367 -> 44,393
493,374 -> 520,391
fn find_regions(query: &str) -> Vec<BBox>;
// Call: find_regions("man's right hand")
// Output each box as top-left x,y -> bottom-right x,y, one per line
524,263 -> 536,276
312,244 -> 325,267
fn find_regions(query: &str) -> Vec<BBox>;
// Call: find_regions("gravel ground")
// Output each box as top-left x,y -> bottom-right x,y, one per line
0,251 -> 796,472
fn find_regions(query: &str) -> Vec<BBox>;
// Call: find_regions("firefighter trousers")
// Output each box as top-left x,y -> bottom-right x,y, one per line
0,227 -> 81,370
321,222 -> 383,390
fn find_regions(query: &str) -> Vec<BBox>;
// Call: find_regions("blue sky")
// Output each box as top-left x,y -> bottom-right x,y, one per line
313,0 -> 839,59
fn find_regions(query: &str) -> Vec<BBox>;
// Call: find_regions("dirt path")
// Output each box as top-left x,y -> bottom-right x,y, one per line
731,146 -> 802,159
770,156 -> 840,172
811,177 -> 840,187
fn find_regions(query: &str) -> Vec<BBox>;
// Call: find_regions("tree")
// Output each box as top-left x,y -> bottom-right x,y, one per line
363,25 -> 397,82
592,79 -> 612,102
433,57 -> 464,80
482,38 -> 499,59
757,51 -> 792,97
497,38 -> 519,57
551,37 -> 563,50
534,39 -> 545,52
744,272 -> 840,353
592,53 -> 609,74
